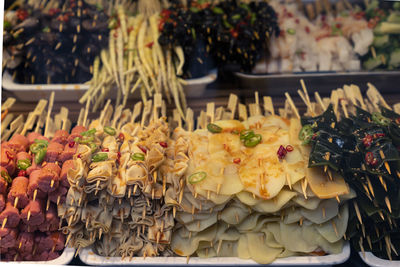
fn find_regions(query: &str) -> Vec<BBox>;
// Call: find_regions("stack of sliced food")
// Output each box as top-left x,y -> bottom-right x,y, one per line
165,96 -> 354,264
58,96 -> 175,258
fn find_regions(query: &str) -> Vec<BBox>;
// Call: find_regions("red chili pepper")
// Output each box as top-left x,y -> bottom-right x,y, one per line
127,26 -> 134,33
363,135 -> 373,147
365,152 -> 374,165
286,145 -> 294,152
233,158 -> 241,164
101,148 -> 109,152
18,170 -> 27,177
287,12 -> 293,18
145,42 -> 154,48
370,158 -> 378,167
295,18 -> 300,24
160,9 -> 172,19
117,152 -> 121,165
335,23 -> 342,29
230,29 -> 238,38
277,145 -> 287,159
118,133 -> 125,142
375,133 -> 385,138
138,145 -> 147,154
312,133 -> 318,140
159,142 -> 168,148
49,8 -> 60,16
16,9 -> 28,21
305,26 -> 310,34
77,154 -> 82,158
69,141 -> 75,148
396,118 -> 400,124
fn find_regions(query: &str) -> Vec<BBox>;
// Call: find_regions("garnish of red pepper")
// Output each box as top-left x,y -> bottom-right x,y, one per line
363,135 -> 373,147
286,145 -> 294,152
18,170 -> 27,177
49,8 -> 60,16
138,145 -> 147,154
118,133 -> 125,142
101,148 -> 109,152
145,42 -> 154,48
277,145 -> 287,159
370,158 -> 378,167
375,133 -> 385,138
77,154 -> 82,158
16,9 -> 28,21
68,141 -> 75,148
159,142 -> 168,148
116,152 -> 121,165
305,26 -> 310,33
312,133 -> 318,140
365,152 -> 374,165
233,158 -> 241,164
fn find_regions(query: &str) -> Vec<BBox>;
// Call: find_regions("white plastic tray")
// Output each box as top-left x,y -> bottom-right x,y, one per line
2,70 -> 217,102
359,252 -> 400,267
1,247 -> 75,265
79,242 -> 350,266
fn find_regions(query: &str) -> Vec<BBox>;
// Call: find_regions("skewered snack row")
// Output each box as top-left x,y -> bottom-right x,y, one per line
59,96 -> 175,258
0,94 -> 77,261
3,0 -> 109,84
297,84 -> 400,260
162,94 -> 354,264
81,0 -> 188,120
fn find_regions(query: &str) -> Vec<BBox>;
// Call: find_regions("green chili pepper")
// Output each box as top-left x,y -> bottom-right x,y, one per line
17,159 -> 31,170
92,153 -> 108,162
232,14 -> 241,20
35,149 -> 47,164
212,7 -> 224,14
207,123 -> 222,133
299,124 -> 314,145
188,171 -> 207,184
104,126 -> 116,136
30,142 -> 47,154
34,139 -> 48,145
240,129 -> 255,141
131,153 -> 145,161
250,13 -> 256,25
244,134 -> 262,147
81,128 -> 96,136
1,170 -> 12,183
372,112 -> 391,126
79,136 -> 94,144
287,28 -> 296,35
89,143 -> 98,153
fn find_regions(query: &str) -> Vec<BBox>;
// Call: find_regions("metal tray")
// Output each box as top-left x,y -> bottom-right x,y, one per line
1,247 -> 75,265
359,252 -> 400,267
2,71 -> 217,102
79,242 -> 350,266
234,71 -> 400,96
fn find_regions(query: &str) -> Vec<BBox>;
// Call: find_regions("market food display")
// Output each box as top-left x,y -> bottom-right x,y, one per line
3,0 -> 109,84
0,96 -> 72,261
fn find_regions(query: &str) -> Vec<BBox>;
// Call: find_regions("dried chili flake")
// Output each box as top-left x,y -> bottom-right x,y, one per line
159,142 -> 168,148
277,145 -> 287,159
138,145 -> 147,154
101,148 -> 109,152
68,141 -> 75,148
18,170 -> 27,177
233,158 -> 241,164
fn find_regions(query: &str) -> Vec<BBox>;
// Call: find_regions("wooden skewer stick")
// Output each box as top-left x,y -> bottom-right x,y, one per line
379,150 -> 391,174
27,211 -> 31,221
44,92 -> 55,138
353,201 -> 363,224
385,196 -> 392,213
284,92 -> 300,119
1,218 -> 7,229
13,197 -> 19,208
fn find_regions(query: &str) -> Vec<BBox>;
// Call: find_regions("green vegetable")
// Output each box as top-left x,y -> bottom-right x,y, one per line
188,171 -> 207,184
389,49 -> 400,67
1,170 -> 12,183
240,129 -> 255,141
92,153 -> 108,162
244,134 -> 262,147
375,22 -> 400,34
387,12 -> 400,23
372,112 -> 391,126
373,35 -> 389,47
191,27 -> 196,40
190,6 -> 200,13
34,139 -> 48,145
287,28 -> 296,35
17,159 -> 31,170
30,142 -> 47,154
42,26 -> 50,33
299,125 -> 314,145
232,14 -> 241,20
4,21 -> 11,30
239,3 -> 251,12
79,136 -> 94,144
207,123 -> 222,133
131,153 -> 145,161
212,7 -> 224,14
35,149 -> 46,164
89,143 -> 98,153
363,56 -> 383,70
81,128 -> 96,136
223,19 -> 233,29
250,13 -> 256,25
104,126 -> 116,136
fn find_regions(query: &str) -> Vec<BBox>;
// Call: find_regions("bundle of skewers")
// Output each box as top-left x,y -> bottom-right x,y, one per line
3,0 -> 110,84
0,93 -> 74,261
164,89 -> 355,264
295,83 -> 400,260
81,0 -> 187,119
59,94 -> 175,259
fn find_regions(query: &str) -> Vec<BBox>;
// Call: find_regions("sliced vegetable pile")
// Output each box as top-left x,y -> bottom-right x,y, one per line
3,0 -> 109,84
301,105 -> 400,260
